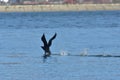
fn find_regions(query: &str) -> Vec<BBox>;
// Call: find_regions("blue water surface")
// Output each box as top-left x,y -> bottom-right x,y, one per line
0,11 -> 120,80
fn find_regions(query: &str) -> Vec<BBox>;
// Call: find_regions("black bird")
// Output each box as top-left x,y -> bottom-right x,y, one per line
41,33 -> 57,59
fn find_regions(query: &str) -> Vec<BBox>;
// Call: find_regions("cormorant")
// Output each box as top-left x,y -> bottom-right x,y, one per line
41,33 -> 57,59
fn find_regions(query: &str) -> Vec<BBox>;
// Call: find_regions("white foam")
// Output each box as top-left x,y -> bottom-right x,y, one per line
60,50 -> 69,56
80,48 -> 88,56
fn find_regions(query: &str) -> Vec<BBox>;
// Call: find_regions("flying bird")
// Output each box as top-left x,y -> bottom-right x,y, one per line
41,33 -> 57,59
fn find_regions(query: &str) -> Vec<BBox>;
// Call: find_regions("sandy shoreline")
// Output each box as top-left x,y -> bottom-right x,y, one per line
0,4 -> 120,12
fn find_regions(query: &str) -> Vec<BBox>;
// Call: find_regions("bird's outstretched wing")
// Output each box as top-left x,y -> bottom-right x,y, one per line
48,33 -> 57,47
41,34 -> 47,47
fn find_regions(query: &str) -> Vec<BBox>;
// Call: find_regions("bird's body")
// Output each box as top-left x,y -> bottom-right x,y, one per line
41,33 -> 57,59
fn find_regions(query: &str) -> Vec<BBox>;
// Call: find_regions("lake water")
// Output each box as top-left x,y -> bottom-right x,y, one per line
0,11 -> 120,80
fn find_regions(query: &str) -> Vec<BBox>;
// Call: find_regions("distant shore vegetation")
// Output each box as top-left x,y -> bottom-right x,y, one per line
0,0 -> 120,5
